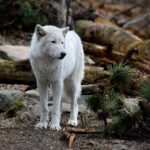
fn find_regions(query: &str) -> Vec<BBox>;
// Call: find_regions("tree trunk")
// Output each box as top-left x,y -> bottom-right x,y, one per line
42,0 -> 67,27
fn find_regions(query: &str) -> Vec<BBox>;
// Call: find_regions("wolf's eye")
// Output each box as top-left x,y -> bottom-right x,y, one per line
51,40 -> 56,43
62,42 -> 64,44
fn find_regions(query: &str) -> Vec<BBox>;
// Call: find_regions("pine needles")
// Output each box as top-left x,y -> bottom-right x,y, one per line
86,96 -> 102,112
110,62 -> 135,93
86,62 -> 135,114
105,89 -> 124,112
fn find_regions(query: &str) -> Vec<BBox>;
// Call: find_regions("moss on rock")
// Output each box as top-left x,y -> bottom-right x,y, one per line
6,98 -> 26,117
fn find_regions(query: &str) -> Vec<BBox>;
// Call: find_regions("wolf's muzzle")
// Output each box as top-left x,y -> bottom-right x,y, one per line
59,52 -> 66,59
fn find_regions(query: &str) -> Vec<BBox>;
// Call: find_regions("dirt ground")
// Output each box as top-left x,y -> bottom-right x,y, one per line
0,111 -> 149,150
0,127 -> 149,150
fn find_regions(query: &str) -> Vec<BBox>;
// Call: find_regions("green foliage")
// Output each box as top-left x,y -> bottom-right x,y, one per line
86,89 -> 124,115
105,88 -> 123,111
86,96 -> 102,112
110,62 -> 135,93
85,62 -> 144,136
100,109 -> 132,136
138,80 -> 150,102
0,0 -> 48,30
111,109 -> 132,129
18,1 -> 47,28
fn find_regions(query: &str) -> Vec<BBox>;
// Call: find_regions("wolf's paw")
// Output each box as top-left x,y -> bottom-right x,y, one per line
35,122 -> 48,129
49,124 -> 61,131
67,120 -> 78,126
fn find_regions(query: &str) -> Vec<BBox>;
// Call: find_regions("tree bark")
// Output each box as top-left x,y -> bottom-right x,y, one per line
42,0 -> 67,27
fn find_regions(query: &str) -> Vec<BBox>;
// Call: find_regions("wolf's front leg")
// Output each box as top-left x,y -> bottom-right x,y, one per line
49,81 -> 63,131
35,80 -> 49,129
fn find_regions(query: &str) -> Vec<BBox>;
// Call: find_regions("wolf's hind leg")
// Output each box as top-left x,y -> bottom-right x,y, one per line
64,78 -> 81,126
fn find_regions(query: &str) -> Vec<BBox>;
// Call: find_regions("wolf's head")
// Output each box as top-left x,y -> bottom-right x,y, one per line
34,24 -> 69,59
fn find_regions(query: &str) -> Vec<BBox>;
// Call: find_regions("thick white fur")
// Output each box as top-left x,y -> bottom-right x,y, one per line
29,25 -> 84,130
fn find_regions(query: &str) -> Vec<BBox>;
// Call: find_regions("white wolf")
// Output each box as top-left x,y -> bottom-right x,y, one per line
29,24 -> 84,130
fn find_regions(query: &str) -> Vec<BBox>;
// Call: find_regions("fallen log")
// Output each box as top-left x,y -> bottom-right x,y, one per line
0,60 -> 35,85
82,84 -> 100,94
0,60 -> 110,85
109,3 -> 141,21
75,20 -> 142,53
84,66 -> 110,84
83,41 -> 150,72
83,41 -> 106,57
75,20 -> 150,72
123,12 -> 150,39
82,82 -> 110,94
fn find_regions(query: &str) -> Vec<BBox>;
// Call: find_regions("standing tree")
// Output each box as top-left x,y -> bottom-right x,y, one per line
41,0 -> 67,27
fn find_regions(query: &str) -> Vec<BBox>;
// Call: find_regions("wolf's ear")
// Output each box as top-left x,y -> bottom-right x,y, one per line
35,24 -> 46,39
62,27 -> 69,37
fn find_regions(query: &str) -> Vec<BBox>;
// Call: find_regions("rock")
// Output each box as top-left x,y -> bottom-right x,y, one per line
87,140 -> 99,147
19,111 -> 35,122
30,101 -> 90,117
79,104 -> 90,113
61,95 -> 91,113
62,95 -> 91,106
61,103 -> 89,113
19,97 -> 40,119
25,88 -> 53,100
6,98 -> 26,117
0,45 -> 29,61
24,90 -> 39,99
112,144 -> 128,150
22,94 -> 91,117
124,97 -> 141,114
0,90 -> 23,111
31,102 -> 41,116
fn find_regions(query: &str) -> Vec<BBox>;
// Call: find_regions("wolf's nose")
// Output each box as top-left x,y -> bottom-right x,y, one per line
59,52 -> 66,59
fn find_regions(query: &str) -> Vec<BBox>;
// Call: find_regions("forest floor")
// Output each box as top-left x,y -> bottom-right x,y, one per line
0,111 -> 150,150
0,30 -> 150,150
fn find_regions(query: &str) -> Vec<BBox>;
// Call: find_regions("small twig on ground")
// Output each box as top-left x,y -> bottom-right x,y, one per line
63,127 -> 102,134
